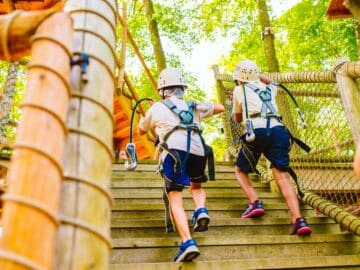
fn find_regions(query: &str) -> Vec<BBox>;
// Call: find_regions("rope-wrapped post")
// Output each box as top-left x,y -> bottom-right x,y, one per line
213,65 -> 237,160
54,1 -> 117,269
334,57 -> 360,143
303,191 -> 360,235
0,11 -> 72,270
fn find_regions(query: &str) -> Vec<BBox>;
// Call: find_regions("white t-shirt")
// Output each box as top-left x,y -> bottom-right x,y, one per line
232,80 -> 283,129
138,96 -> 215,156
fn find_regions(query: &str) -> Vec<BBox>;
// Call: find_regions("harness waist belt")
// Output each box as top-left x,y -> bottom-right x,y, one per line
249,112 -> 282,121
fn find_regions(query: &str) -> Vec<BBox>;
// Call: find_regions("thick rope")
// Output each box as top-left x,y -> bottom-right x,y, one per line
13,143 -> 63,177
72,50 -> 117,87
1,194 -> 59,226
20,103 -> 68,137
29,35 -> 72,58
68,127 -> 114,163
0,250 -> 44,270
59,215 -> 112,250
74,28 -> 119,68
71,92 -> 114,127
63,175 -> 114,207
68,9 -> 116,41
27,63 -> 71,98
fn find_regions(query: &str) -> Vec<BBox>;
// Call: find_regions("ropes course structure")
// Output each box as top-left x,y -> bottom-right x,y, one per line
0,0 -> 359,268
213,58 -> 360,235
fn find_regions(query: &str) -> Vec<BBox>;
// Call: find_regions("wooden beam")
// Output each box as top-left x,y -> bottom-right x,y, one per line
117,11 -> 158,91
0,9 -> 58,61
116,1 -> 127,95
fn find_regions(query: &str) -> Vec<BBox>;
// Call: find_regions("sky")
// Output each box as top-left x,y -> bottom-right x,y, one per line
183,0 -> 302,98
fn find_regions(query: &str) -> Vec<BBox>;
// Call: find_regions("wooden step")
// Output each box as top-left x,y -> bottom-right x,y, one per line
112,162 -> 236,172
111,204 -> 317,220
111,217 -> 341,238
111,171 -> 255,181
110,179 -> 267,189
111,234 -> 360,264
110,255 -> 360,270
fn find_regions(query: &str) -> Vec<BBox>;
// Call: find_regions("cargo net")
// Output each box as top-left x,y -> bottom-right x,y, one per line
279,82 -> 359,216
220,78 -> 359,216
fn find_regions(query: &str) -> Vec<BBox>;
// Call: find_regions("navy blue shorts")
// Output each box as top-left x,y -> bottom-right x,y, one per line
236,126 -> 292,173
162,150 -> 207,192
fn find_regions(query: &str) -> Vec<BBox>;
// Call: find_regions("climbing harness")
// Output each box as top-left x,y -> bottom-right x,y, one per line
159,99 -> 215,233
241,82 -> 311,197
159,99 -> 215,181
124,98 -> 153,170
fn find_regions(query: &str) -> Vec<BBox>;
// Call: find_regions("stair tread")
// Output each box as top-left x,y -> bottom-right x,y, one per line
110,255 -> 360,269
112,202 -> 314,210
111,216 -> 335,228
112,233 -> 360,248
111,191 -> 282,199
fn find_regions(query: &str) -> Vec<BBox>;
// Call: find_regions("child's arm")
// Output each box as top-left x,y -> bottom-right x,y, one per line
213,103 -> 225,115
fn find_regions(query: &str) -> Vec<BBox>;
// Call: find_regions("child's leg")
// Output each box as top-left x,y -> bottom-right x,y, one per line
168,190 -> 192,242
272,168 -> 301,223
190,182 -> 206,210
235,166 -> 259,203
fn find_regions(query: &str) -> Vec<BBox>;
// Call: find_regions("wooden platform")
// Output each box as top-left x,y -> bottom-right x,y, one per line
0,0 -> 63,14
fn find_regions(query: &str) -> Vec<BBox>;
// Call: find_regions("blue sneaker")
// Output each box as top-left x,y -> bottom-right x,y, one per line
192,207 -> 210,232
174,239 -> 200,262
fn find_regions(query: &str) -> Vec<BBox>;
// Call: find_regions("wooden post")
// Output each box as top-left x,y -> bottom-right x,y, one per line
334,57 -> 360,144
117,12 -> 158,91
55,1 -> 116,269
0,11 -> 72,270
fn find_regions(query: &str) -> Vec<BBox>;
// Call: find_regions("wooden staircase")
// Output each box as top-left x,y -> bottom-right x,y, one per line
110,161 -> 360,269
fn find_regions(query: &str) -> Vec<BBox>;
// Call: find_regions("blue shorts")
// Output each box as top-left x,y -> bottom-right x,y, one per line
236,126 -> 292,173
162,150 -> 207,192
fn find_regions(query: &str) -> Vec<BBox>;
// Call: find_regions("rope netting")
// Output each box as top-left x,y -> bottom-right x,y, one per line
214,67 -> 360,217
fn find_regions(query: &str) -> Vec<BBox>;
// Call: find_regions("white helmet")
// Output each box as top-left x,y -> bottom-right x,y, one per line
157,67 -> 188,90
233,60 -> 260,82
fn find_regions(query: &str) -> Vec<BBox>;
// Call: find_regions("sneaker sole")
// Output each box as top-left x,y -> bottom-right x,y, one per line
193,213 -> 210,232
175,246 -> 200,262
296,227 -> 312,235
242,209 -> 265,219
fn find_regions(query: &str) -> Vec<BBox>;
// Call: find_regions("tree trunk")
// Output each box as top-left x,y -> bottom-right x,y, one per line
355,21 -> 360,59
257,0 -> 296,133
257,0 -> 279,72
345,0 -> 360,20
0,62 -> 18,144
144,0 -> 167,72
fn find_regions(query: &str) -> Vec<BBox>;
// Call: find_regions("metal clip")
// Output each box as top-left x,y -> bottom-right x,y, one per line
71,53 -> 90,83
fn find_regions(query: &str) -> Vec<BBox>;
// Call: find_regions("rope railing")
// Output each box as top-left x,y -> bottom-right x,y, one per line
214,59 -> 360,235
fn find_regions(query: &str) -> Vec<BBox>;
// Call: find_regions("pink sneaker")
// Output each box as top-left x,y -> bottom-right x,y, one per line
241,200 -> 265,218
